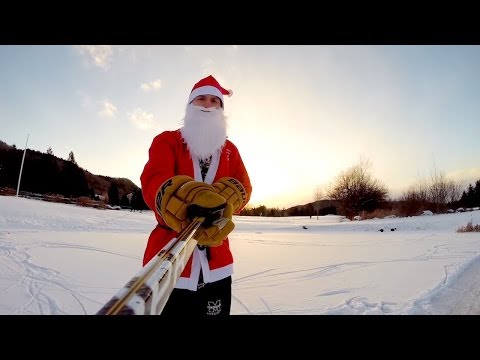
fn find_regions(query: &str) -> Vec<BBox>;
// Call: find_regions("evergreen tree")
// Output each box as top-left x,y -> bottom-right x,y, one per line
475,180 -> 480,206
108,182 -> 120,205
466,184 -> 475,207
68,151 -> 77,165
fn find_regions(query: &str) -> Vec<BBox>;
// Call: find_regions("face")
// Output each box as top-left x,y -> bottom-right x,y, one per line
191,94 -> 222,109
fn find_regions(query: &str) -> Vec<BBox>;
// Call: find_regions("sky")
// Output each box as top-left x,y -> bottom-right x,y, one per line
1,45 -> 480,209
2,195 -> 480,315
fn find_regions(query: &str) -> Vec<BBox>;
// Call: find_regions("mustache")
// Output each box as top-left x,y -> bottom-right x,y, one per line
191,105 -> 222,113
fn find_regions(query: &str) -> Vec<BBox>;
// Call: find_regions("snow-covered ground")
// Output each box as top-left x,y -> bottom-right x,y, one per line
1,196 -> 480,315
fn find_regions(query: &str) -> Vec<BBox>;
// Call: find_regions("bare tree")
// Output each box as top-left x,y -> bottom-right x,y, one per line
401,168 -> 465,215
47,147 -> 53,155
446,179 -> 464,204
428,167 -> 449,212
314,185 -> 323,202
312,185 -> 323,219
327,157 -> 388,219
400,178 -> 428,216
417,176 -> 429,203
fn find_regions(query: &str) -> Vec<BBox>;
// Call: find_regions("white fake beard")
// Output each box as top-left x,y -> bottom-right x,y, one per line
180,104 -> 227,160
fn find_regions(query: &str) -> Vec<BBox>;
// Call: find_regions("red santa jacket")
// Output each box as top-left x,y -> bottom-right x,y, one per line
140,130 -> 252,291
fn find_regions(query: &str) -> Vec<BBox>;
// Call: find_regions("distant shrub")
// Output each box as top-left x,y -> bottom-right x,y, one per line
76,196 -> 96,207
0,187 -> 16,196
457,220 -> 480,233
97,201 -> 107,210
362,208 -> 402,220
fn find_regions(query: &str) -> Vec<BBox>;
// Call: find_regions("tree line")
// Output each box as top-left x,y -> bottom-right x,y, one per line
0,140 -> 144,208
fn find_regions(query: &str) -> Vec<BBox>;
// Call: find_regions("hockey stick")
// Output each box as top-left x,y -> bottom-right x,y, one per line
96,216 -> 205,315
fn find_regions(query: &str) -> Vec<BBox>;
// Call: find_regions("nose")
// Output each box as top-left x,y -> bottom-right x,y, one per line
204,98 -> 215,108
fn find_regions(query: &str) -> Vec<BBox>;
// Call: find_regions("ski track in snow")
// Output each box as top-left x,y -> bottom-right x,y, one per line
0,239 -> 85,314
322,296 -> 397,315
231,230 -> 480,314
233,254 -> 474,290
231,294 -> 253,314
0,234 -> 141,315
0,205 -> 149,315
407,254 -> 480,315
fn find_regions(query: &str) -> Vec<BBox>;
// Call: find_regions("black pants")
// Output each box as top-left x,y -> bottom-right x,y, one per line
160,276 -> 232,317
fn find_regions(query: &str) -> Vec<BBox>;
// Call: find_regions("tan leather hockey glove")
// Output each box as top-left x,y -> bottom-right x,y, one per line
212,177 -> 248,213
155,175 -> 234,246
192,202 -> 234,247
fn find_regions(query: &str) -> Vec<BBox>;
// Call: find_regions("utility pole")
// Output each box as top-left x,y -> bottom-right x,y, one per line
16,133 -> 30,197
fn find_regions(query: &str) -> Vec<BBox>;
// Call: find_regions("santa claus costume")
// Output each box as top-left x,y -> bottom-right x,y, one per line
140,75 -> 252,316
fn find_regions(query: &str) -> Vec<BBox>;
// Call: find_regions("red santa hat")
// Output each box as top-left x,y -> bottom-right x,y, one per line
187,75 -> 233,108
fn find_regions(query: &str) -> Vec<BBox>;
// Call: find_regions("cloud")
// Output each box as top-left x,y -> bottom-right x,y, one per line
447,168 -> 480,186
75,45 -> 114,70
140,79 -> 162,92
98,100 -> 118,118
129,108 -> 154,130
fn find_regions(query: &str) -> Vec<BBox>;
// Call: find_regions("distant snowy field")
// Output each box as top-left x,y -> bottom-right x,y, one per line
1,196 -> 480,315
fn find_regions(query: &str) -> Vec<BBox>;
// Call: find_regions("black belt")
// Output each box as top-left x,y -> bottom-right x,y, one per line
197,246 -> 210,290
198,270 -> 205,289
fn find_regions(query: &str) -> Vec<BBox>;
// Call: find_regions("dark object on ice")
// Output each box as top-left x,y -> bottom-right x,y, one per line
379,229 -> 384,232
391,228 -> 397,231
303,226 -> 308,229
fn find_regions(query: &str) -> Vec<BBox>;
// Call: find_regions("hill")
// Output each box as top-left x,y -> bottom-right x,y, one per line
0,140 -> 139,202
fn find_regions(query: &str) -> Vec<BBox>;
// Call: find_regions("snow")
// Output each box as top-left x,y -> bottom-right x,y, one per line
1,196 -> 480,315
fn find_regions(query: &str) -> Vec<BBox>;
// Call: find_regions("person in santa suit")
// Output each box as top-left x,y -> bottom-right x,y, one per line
140,75 -> 252,316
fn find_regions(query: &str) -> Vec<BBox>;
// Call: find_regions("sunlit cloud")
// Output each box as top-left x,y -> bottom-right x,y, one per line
140,79 -> 162,92
447,168 -> 480,186
129,108 -> 154,130
75,45 -> 114,70
98,100 -> 118,118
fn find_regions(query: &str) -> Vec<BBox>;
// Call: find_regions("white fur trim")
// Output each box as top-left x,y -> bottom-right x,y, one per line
188,86 -> 224,105
192,150 -> 221,185
207,264 -> 234,282
204,151 -> 221,184
174,245 -> 234,291
175,263 -> 234,291
192,157 -> 202,183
